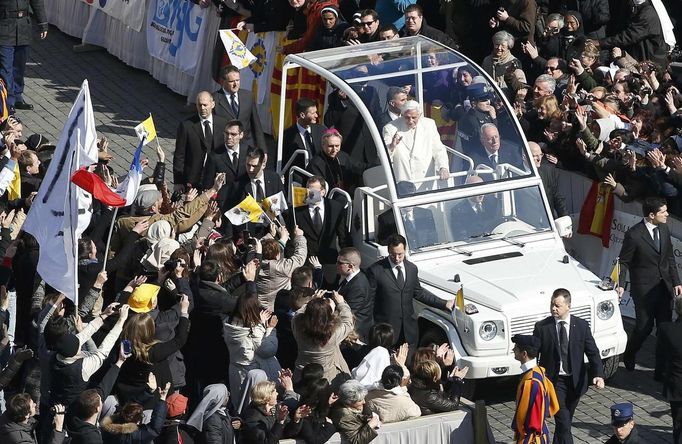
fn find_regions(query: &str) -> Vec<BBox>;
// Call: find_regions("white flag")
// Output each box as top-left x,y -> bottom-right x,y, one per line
23,80 -> 100,304
264,191 -> 288,217
219,29 -> 257,69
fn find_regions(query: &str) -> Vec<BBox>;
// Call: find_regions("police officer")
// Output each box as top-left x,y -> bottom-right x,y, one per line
456,83 -> 497,158
0,0 -> 47,113
605,402 -> 640,443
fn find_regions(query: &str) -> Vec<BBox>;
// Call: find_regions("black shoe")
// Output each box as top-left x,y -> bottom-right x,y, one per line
8,107 -> 15,115
623,354 -> 635,371
14,102 -> 33,110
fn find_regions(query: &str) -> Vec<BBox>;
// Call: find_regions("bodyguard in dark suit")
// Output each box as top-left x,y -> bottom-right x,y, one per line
281,98 -> 327,170
286,175 -> 349,287
173,91 -> 228,191
656,297 -> 682,444
212,65 -> 267,154
449,175 -> 502,240
533,288 -> 605,444
201,120 -> 251,190
617,197 -> 682,372
336,247 -> 373,342
376,86 -> 407,132
367,234 -> 453,347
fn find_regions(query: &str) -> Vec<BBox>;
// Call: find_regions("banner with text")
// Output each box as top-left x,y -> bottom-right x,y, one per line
83,0 -> 145,32
146,0 -> 208,75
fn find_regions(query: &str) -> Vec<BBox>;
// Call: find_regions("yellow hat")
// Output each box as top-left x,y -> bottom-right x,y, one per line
128,284 -> 160,313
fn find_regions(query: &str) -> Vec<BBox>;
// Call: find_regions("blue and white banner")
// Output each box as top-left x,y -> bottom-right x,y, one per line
146,0 -> 209,75
83,0 -> 146,32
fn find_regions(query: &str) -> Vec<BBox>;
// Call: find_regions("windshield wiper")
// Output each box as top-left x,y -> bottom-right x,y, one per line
417,241 -> 472,256
500,236 -> 526,248
470,232 -> 501,239
449,246 -> 473,256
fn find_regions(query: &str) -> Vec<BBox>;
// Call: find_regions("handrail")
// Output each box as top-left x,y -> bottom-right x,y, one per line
328,188 -> 353,232
280,149 -> 310,176
288,166 -> 314,205
356,186 -> 392,205
445,146 -> 475,172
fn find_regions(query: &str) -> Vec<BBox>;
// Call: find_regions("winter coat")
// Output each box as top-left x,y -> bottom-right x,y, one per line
365,386 -> 422,423
0,0 -> 48,46
292,301 -> 354,383
482,51 -> 527,94
100,401 -> 167,444
0,415 -> 65,444
156,421 -> 194,444
240,404 -> 302,444
498,0 -> 537,45
599,0 -> 667,67
328,405 -> 377,444
198,412 -> 235,444
308,20 -> 350,50
407,377 -> 464,415
223,319 -> 281,404
255,235 -> 307,310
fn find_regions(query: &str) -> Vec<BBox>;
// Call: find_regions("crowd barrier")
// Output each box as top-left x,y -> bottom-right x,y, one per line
45,0 -> 221,99
559,169 -> 682,319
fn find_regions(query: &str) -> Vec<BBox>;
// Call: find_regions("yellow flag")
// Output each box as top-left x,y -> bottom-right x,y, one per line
224,195 -> 264,225
292,186 -> 308,208
6,163 -> 20,201
134,115 -> 157,145
609,259 -> 620,286
455,286 -> 465,311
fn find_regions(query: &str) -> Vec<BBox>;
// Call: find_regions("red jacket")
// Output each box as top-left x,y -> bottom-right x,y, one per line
284,0 -> 339,54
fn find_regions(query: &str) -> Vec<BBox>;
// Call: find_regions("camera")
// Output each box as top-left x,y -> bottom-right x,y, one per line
324,291 -> 334,298
163,259 -> 180,272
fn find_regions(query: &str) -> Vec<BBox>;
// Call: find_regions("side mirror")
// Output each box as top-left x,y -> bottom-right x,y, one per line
554,216 -> 573,238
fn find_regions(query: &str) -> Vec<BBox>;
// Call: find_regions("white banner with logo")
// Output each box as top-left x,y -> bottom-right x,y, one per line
146,0 -> 209,75
82,0 -> 145,32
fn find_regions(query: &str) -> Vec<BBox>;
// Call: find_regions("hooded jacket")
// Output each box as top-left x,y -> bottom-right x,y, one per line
0,414 -> 65,444
100,401 -> 167,444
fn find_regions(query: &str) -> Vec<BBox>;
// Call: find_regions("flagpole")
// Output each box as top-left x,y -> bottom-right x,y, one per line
70,149 -> 80,306
101,206 -> 119,272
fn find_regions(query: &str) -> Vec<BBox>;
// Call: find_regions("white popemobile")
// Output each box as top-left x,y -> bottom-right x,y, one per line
276,36 -> 627,392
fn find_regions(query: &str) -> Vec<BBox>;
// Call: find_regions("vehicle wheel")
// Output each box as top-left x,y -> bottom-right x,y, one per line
603,355 -> 619,381
460,378 -> 477,402
418,327 -> 448,348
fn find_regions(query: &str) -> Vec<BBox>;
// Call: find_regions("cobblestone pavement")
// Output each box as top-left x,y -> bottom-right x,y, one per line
22,26 -> 675,444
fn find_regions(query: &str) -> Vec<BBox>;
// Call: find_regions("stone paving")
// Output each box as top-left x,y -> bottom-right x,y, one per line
20,26 -> 676,444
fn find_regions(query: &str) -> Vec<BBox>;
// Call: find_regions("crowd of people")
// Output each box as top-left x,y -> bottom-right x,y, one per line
0,0 -> 681,443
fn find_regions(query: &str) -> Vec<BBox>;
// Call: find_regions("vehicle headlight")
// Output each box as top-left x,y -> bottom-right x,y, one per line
597,300 -> 615,320
479,321 -> 498,341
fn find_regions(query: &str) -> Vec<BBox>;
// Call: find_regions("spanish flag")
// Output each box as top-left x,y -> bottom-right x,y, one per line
609,258 -> 620,287
134,114 -> 157,145
225,195 -> 264,225
455,285 -> 465,311
577,181 -> 614,247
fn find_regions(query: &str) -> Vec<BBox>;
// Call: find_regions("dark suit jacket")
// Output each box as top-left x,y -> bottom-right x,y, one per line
306,151 -> 365,192
376,111 -> 395,132
367,258 -> 447,345
470,147 -> 524,171
281,123 -> 327,170
338,271 -> 373,341
657,319 -> 682,401
533,315 -> 604,396
213,89 -> 267,153
219,169 -> 284,213
538,162 -> 568,218
449,196 -> 502,240
201,143 -> 251,190
618,220 -> 680,299
323,93 -> 378,166
376,207 -> 438,250
173,114 -> 228,188
287,198 -> 348,264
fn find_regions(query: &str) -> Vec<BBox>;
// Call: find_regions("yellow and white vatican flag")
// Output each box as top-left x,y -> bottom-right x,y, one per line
225,195 -> 264,225
134,114 -> 157,145
219,29 -> 256,69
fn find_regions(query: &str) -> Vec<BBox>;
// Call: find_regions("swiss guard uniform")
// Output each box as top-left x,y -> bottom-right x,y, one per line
512,335 -> 560,444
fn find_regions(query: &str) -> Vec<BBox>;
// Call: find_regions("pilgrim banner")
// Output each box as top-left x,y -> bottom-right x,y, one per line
82,0 -> 146,32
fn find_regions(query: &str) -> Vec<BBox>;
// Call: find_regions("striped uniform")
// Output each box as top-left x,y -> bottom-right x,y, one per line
512,365 -> 560,444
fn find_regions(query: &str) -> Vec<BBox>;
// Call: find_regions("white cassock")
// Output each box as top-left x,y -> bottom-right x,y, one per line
382,116 -> 449,190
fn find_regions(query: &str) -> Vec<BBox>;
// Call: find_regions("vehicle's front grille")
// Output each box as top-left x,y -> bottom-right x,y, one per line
509,305 -> 592,337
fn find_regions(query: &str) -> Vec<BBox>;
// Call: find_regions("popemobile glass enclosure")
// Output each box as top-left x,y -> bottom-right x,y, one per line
276,36 -> 627,385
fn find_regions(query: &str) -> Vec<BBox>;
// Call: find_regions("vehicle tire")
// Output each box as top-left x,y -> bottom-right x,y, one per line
602,355 -> 619,381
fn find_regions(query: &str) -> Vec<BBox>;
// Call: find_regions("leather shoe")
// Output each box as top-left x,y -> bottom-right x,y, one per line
14,102 -> 33,110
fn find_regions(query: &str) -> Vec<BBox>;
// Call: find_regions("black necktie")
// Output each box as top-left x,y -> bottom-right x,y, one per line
313,206 -> 323,233
231,151 -> 238,170
489,154 -> 498,167
255,179 -> 265,202
230,93 -> 239,115
203,121 -> 213,146
653,227 -> 660,252
304,130 -> 314,153
396,265 -> 405,288
338,279 -> 347,292
559,321 -> 570,373
476,203 -> 483,214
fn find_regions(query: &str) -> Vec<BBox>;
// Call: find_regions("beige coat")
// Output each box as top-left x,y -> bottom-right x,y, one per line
292,300 -> 353,383
255,235 -> 307,310
365,386 -> 422,424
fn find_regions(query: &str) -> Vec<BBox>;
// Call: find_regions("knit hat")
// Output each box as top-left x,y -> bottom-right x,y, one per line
26,134 -> 50,151
320,6 -> 338,17
128,283 -> 161,313
166,393 -> 189,418
55,333 -> 80,358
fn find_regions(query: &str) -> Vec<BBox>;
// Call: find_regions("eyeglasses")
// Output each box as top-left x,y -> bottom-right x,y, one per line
545,66 -> 558,72
360,19 -> 376,27
405,15 -> 420,22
